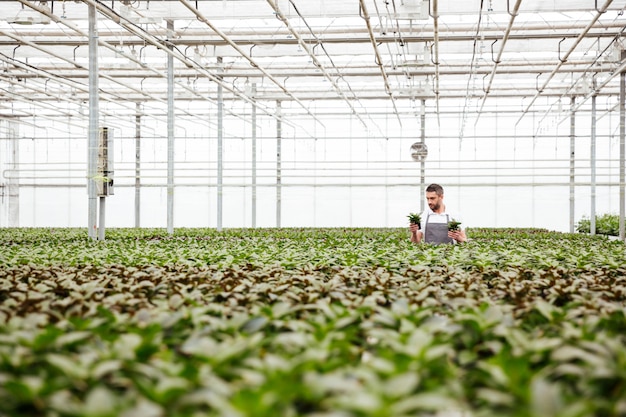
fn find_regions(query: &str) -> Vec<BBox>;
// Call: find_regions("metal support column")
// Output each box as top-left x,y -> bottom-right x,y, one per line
590,93 -> 597,235
569,96 -> 576,233
420,99 -> 426,212
87,4 -> 99,239
251,83 -> 257,228
98,197 -> 106,240
217,57 -> 224,232
167,20 -> 174,235
619,51 -> 626,241
276,101 -> 282,228
7,121 -> 19,227
135,102 -> 141,228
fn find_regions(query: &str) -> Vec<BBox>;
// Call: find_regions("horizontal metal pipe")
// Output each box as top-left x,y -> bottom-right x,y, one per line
10,182 -> 624,188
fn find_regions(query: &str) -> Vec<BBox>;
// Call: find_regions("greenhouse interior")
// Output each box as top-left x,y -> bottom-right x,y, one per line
0,0 -> 626,237
3,2 -> 626,416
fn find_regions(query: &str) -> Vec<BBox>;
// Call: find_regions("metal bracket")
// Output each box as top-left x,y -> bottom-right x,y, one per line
428,0 -> 437,19
558,37 -> 567,63
491,39 -> 501,63
430,43 -> 439,65
375,44 -> 383,66
506,0 -> 519,17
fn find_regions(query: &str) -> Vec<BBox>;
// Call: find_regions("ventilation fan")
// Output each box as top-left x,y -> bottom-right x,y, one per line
410,142 -> 428,161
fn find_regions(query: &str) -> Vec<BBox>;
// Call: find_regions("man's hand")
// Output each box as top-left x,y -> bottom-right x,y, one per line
409,223 -> 421,243
448,229 -> 467,243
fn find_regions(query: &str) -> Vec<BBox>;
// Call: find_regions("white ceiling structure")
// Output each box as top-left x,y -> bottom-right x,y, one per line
1,0 -> 626,234
1,0 -> 626,129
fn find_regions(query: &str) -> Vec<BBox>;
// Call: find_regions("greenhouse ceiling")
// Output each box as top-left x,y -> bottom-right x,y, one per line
1,0 -> 626,126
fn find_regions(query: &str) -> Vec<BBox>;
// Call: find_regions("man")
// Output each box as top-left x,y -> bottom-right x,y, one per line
410,183 -> 467,244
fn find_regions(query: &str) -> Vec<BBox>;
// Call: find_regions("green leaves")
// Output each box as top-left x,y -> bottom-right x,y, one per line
447,219 -> 462,231
1,228 -> 626,416
576,213 -> 622,236
407,213 -> 421,227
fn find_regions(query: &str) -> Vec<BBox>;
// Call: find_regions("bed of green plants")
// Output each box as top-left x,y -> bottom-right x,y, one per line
1,227 -> 625,417
576,213 -> 623,237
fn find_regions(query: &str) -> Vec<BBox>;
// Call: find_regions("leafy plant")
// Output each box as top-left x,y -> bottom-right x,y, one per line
1,227 -> 626,416
576,213 -> 621,236
407,213 -> 421,227
447,219 -> 462,231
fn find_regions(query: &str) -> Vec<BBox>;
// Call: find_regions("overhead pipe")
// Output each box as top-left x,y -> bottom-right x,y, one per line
7,20 -> 626,48
78,0 -> 309,134
516,0 -> 615,126
178,0 -> 326,130
378,0 -> 413,125
358,0 -> 392,96
358,0 -> 404,127
558,57 -> 626,126
11,2 -> 184,108
267,0 -> 390,133
6,59 -> 621,80
0,70 -> 79,118
538,25 -> 626,131
0,26 -> 200,122
429,0 -> 441,121
475,0 -> 522,122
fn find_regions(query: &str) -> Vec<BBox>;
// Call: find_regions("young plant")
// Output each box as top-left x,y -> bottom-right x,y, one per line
448,219 -> 462,231
407,213 -> 421,228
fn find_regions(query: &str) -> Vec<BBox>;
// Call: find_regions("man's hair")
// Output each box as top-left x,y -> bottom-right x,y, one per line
426,183 -> 444,196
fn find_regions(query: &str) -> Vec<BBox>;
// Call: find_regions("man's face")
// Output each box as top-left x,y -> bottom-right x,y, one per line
426,191 -> 443,212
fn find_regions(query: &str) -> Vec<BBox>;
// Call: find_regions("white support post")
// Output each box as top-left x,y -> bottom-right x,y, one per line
167,20 -> 175,235
420,99 -> 426,213
590,93 -> 597,235
5,121 -> 20,227
276,101 -> 282,228
87,4 -> 99,239
251,83 -> 257,228
135,102 -> 141,228
217,57 -> 224,232
569,96 -> 576,233
98,197 -> 106,241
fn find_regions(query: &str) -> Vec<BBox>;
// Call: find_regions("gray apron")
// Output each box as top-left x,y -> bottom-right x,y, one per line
424,213 -> 454,244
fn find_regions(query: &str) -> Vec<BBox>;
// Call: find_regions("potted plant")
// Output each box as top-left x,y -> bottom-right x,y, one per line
448,218 -> 462,231
407,213 -> 421,228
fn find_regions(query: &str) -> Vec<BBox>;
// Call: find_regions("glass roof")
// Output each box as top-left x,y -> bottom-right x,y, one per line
0,0 -> 623,145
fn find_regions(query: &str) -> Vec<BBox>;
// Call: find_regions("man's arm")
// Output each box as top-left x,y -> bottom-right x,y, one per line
410,223 -> 423,243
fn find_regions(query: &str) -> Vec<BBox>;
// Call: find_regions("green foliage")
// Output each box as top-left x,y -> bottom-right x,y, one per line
407,213 -> 421,227
576,213 -> 622,236
447,219 -> 462,231
0,227 -> 625,416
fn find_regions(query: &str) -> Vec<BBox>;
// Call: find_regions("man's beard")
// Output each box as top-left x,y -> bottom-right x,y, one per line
429,202 -> 440,211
